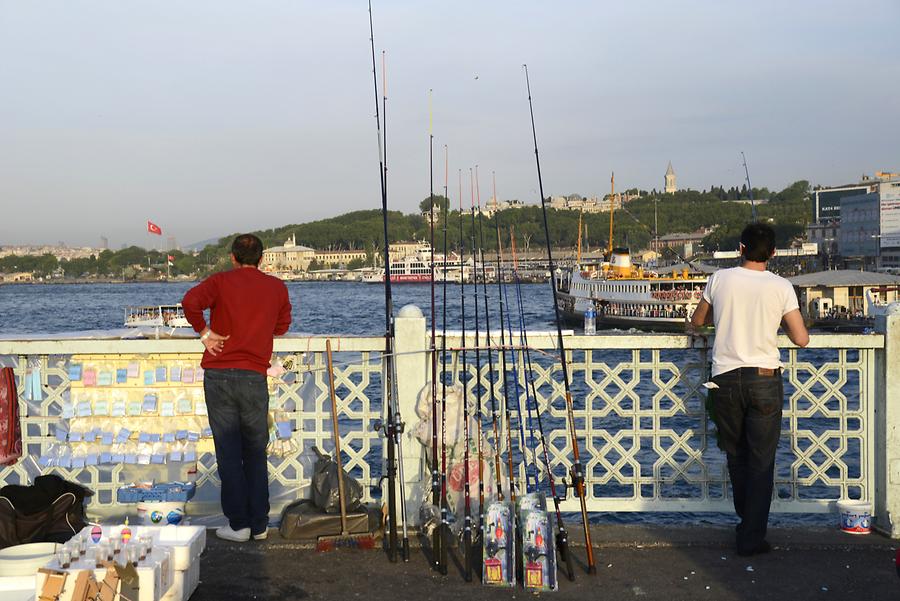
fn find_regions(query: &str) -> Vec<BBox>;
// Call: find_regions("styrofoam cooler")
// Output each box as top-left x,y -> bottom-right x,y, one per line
37,547 -> 175,601
161,558 -> 201,601
79,525 -> 206,572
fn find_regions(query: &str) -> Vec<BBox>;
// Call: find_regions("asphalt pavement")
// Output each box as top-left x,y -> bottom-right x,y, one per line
191,524 -> 898,601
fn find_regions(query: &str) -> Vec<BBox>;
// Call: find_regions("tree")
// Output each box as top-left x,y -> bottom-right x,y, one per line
419,195 -> 450,214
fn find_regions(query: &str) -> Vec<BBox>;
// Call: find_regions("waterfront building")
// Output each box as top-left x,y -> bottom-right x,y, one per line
789,269 -> 900,318
651,228 -> 711,258
839,176 -> 900,271
0,272 -> 34,283
806,221 -> 841,266
314,249 -> 369,268
260,234 -> 315,273
665,162 -> 677,194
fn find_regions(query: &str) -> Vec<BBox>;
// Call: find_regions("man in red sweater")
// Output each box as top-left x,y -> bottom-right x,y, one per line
182,234 -> 292,542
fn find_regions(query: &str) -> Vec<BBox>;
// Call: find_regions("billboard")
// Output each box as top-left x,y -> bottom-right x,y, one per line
880,186 -> 900,248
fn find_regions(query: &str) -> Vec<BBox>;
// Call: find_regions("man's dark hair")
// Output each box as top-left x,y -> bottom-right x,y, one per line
740,223 -> 776,262
232,234 -> 264,266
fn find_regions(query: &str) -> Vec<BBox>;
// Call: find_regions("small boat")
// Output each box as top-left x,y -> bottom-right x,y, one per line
124,304 -> 192,329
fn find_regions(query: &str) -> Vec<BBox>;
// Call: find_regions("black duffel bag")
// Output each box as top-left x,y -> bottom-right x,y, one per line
0,474 -> 92,548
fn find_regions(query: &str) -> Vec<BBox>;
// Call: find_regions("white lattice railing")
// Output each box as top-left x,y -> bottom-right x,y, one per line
0,319 -> 888,525
435,332 -> 881,515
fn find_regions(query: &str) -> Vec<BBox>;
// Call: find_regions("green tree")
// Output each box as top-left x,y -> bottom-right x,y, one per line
419,195 -> 450,214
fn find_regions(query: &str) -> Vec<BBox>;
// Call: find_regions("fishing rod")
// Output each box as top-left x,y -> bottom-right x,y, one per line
366,2 -> 399,563
469,167 -> 485,549
509,227 -> 539,495
459,168 -> 473,582
385,50 -> 411,564
500,223 -> 534,498
495,219 -> 521,503
510,230 -> 575,582
475,170 -> 504,499
427,90 -> 441,570
438,145 -> 450,575
522,63 -> 596,574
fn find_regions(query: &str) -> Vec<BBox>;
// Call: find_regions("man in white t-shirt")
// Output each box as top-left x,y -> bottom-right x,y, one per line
690,223 -> 809,556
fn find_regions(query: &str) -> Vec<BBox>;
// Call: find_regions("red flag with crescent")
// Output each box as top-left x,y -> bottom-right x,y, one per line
147,221 -> 162,235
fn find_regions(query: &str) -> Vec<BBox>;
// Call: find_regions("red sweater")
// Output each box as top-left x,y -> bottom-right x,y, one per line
182,267 -> 292,374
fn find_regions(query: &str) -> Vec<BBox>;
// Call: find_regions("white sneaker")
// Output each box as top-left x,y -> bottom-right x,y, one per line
252,530 -> 268,540
216,526 -> 250,542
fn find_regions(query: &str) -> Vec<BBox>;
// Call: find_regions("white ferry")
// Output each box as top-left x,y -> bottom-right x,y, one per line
124,304 -> 192,329
362,242 -> 478,284
556,248 -> 710,332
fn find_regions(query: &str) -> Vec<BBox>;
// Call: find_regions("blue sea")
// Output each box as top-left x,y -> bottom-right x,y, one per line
0,281 -> 554,335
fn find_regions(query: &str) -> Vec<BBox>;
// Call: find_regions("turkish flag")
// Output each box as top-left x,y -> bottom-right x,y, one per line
147,221 -> 162,235
167,255 -> 175,261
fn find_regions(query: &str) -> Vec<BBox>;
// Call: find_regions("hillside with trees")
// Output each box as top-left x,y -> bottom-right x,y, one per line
1,180 -> 812,279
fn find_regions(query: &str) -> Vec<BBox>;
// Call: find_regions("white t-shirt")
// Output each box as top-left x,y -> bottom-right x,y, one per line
702,266 -> 799,377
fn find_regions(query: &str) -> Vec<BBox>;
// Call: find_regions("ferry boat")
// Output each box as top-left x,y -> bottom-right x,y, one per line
362,242 -> 475,284
124,304 -> 192,329
556,249 -> 710,332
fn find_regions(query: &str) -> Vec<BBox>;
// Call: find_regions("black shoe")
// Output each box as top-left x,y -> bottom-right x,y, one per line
737,541 -> 771,557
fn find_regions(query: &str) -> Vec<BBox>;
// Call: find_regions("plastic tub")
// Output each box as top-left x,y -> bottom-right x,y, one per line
0,542 -> 58,576
837,500 -> 872,534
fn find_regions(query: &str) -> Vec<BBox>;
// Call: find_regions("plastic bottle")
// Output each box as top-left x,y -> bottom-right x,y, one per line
584,305 -> 596,335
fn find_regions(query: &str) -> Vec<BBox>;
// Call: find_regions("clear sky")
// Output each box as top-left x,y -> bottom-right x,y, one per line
1,0 -> 898,248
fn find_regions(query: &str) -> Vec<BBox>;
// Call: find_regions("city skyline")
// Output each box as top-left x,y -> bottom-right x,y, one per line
1,0 -> 898,248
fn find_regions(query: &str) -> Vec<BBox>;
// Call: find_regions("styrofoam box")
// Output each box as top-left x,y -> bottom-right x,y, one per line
37,547 -> 174,601
79,525 -> 205,572
0,574 -> 37,601
160,559 -> 200,601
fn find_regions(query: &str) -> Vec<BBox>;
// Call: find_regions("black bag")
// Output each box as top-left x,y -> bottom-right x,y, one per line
311,446 -> 363,514
279,499 -> 379,540
0,474 -> 92,549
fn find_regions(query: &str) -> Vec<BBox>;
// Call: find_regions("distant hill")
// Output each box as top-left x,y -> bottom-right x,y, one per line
196,181 -> 812,259
181,237 -> 220,252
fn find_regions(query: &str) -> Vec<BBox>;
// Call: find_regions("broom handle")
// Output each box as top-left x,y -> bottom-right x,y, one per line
326,339 -> 349,534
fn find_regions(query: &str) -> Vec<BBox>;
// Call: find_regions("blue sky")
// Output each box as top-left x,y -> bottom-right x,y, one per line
1,0 -> 897,248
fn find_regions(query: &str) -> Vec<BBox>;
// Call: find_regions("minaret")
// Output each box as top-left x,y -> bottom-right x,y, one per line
665,161 -> 677,194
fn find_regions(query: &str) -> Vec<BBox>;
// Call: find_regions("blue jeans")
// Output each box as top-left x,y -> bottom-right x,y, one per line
711,367 -> 783,553
203,368 -> 270,534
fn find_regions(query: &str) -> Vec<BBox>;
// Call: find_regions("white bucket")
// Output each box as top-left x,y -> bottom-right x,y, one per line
837,500 -> 872,534
137,501 -> 187,526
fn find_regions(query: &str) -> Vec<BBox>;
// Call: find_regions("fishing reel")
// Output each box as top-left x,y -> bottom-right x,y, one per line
562,463 -> 587,499
371,410 -> 405,438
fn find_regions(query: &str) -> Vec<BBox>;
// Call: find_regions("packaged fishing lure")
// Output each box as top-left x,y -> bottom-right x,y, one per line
482,501 -> 514,587
517,492 -> 557,592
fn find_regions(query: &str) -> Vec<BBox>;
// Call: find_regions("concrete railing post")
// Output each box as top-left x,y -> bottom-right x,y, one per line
392,305 -> 429,527
875,310 -> 900,538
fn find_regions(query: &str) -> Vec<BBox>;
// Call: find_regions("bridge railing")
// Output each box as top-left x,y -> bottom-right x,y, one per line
0,307 -> 897,537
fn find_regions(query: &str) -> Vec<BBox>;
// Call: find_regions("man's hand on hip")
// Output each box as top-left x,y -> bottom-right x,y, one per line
201,328 -> 229,356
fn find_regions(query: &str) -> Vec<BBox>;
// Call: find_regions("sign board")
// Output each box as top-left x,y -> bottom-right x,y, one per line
880,186 -> 900,248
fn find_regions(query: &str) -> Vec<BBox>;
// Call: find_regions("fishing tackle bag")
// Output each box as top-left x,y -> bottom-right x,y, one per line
0,475 -> 92,548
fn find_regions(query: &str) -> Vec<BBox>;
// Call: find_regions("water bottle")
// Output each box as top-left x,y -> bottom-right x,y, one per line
584,305 -> 596,335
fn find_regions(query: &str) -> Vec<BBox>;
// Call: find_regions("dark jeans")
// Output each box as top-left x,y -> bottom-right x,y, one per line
711,367 -> 783,553
204,368 -> 270,534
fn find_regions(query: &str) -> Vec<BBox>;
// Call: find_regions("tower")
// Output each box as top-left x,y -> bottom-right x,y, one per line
665,161 -> 677,194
